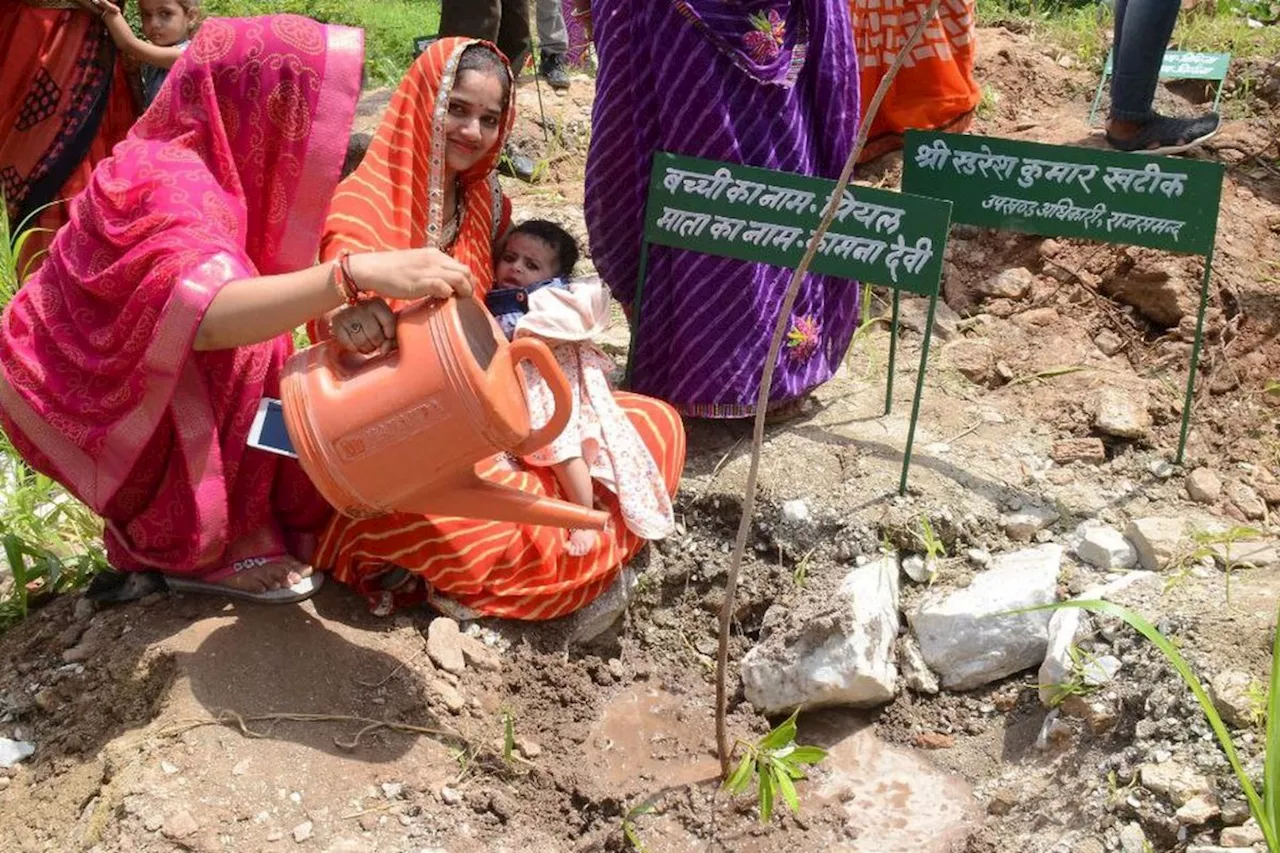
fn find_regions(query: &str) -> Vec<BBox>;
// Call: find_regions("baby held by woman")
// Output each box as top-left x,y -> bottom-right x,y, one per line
487,220 -> 674,555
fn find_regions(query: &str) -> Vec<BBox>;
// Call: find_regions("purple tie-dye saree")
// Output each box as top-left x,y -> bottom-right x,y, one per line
584,0 -> 862,417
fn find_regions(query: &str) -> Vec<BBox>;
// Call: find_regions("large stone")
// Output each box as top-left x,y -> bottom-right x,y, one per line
1186,468 -> 1222,504
1175,795 -> 1220,826
1076,525 -> 1138,571
1094,387 -> 1151,440
1227,481 -> 1267,520
1141,760 -> 1212,806
426,617 -> 466,674
741,557 -> 900,714
1119,823 -> 1149,853
1051,438 -> 1106,465
1002,506 -> 1059,542
980,267 -> 1033,299
565,565 -> 638,645
1125,517 -> 1188,571
1209,670 -> 1258,729
944,339 -> 995,385
909,545 -> 1062,691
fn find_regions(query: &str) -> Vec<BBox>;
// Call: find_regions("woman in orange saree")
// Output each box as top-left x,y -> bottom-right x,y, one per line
0,0 -> 138,269
850,0 -> 981,164
314,37 -> 686,622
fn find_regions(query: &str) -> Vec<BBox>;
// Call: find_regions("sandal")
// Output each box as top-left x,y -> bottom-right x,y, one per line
1105,112 -> 1221,156
165,555 -> 324,604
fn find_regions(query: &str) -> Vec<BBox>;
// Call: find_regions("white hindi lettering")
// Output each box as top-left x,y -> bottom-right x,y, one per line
1104,211 -> 1185,241
708,215 -> 748,241
883,235 -> 934,283
661,166 -> 735,200
655,206 -> 711,238
1018,159 -> 1101,192
914,138 -> 951,171
757,185 -> 817,214
1102,163 -> 1189,198
725,178 -> 768,205
812,231 -> 889,264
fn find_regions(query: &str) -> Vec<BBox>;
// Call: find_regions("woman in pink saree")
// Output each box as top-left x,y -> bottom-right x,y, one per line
0,16 -> 476,601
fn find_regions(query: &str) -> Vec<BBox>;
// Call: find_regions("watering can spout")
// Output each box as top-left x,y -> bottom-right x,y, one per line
408,475 -> 610,531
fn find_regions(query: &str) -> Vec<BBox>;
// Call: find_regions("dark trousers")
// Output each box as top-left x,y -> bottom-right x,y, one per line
1109,0 -> 1181,121
439,0 -> 531,73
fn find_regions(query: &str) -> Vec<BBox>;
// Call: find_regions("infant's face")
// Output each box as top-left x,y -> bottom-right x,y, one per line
495,234 -> 558,289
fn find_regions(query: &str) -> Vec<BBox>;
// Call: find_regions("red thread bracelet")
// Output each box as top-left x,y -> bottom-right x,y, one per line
333,251 -> 361,306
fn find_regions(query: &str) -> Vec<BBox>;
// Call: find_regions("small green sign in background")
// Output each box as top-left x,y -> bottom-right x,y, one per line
1090,50 -> 1231,124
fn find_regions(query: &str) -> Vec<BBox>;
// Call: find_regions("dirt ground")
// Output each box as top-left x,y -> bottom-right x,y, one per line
1,25 -> 1280,853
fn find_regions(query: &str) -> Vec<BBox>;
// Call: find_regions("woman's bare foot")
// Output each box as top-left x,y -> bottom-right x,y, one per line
217,556 -> 313,593
567,528 -> 600,557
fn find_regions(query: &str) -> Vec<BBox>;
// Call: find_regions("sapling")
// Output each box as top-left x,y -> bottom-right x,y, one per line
722,710 -> 827,824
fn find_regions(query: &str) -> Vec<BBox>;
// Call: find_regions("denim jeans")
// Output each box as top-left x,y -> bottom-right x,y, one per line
439,0 -> 531,73
1109,0 -> 1181,121
536,0 -> 568,56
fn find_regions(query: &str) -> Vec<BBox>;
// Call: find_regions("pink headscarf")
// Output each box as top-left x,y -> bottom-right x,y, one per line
0,16 -> 362,568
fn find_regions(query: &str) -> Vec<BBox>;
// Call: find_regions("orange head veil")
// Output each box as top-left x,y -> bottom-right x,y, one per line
320,37 -> 515,299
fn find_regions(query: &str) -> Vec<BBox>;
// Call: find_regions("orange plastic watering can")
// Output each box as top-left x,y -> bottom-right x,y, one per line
280,296 -> 609,530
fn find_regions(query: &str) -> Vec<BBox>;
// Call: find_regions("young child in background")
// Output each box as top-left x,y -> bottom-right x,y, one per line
87,0 -> 202,108
487,220 -> 674,556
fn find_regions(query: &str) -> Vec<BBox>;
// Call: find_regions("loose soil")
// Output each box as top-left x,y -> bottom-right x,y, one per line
2,25 -> 1280,853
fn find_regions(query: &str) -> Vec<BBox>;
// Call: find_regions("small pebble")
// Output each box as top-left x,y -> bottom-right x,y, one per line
440,786 -> 463,805
292,820 -> 313,843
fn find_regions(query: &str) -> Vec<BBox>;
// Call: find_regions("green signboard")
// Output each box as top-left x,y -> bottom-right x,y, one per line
902,131 -> 1222,256
633,152 -> 955,494
1091,50 -> 1231,124
901,130 -> 1225,466
643,152 -> 952,298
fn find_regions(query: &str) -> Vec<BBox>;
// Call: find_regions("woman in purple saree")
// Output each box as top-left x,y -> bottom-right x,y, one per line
584,0 -> 862,418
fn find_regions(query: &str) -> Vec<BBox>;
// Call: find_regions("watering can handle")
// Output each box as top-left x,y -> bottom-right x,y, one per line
508,337 -> 573,457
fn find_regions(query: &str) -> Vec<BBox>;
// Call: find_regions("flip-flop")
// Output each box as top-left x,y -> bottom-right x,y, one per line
1105,112 -> 1221,156
165,566 -> 325,604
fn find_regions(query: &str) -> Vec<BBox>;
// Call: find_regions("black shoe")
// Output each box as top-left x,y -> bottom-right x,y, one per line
540,50 -> 571,91
498,146 -> 536,182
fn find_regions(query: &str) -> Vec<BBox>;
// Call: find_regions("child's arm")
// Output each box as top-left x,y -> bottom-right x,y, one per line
95,1 -> 187,68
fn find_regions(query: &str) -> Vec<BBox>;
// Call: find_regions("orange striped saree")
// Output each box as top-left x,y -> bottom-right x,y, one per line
851,0 -> 980,164
313,38 -> 686,620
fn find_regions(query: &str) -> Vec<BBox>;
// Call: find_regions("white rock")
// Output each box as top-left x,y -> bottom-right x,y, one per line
381,782 -> 404,800
1220,820 -> 1265,847
898,635 -> 939,695
439,786 -> 463,805
781,500 -> 810,524
1095,329 -> 1124,356
1038,607 -> 1090,706
1228,482 -> 1266,520
565,565 -> 638,644
1076,525 -> 1138,571
966,548 -> 992,567
1002,506 -> 1060,542
1149,460 -> 1176,479
1209,670 -> 1258,729
1176,795 -> 1220,825
1186,468 -> 1222,503
1119,822 -> 1148,853
0,738 -> 34,768
292,821 -> 314,843
901,554 -> 935,584
1141,760 -> 1211,806
1125,517 -> 1188,571
1094,387 -> 1151,440
909,545 -> 1062,691
980,267 -> 1033,299
741,557 -> 900,713
1084,655 -> 1122,686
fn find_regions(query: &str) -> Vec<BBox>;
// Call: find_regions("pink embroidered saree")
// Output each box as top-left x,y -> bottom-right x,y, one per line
0,16 -> 363,580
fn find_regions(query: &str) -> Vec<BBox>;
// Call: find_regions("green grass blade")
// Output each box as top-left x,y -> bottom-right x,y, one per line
1265,602 -> 1280,834
1040,600 -> 1278,851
